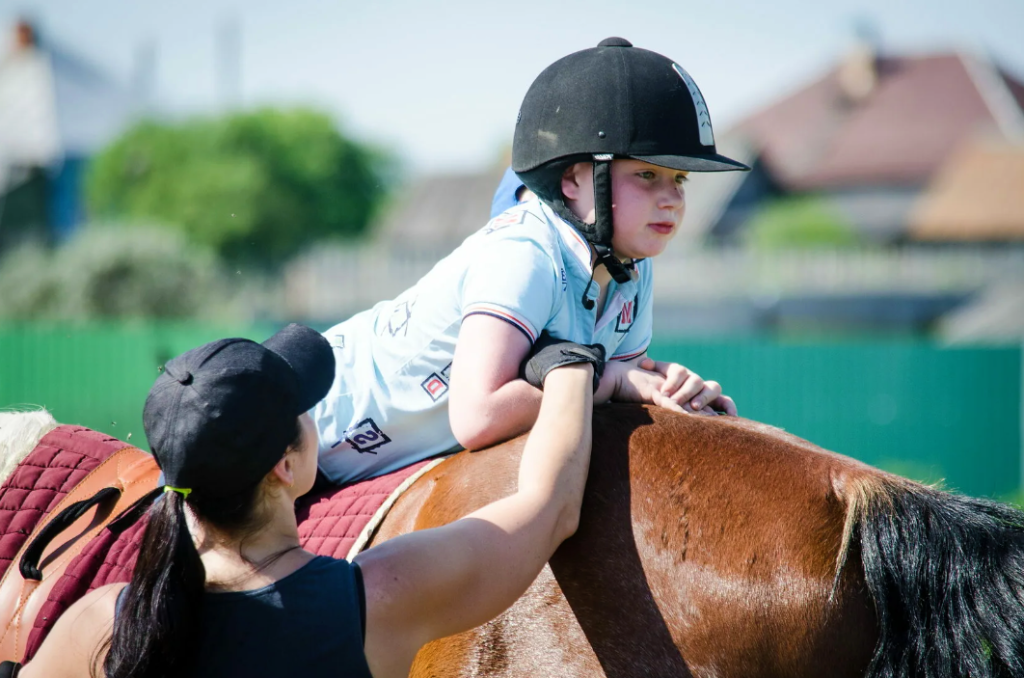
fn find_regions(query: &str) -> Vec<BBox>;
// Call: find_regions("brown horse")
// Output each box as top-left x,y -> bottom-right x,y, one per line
373,404 -> 1024,678
2,406 -> 1022,677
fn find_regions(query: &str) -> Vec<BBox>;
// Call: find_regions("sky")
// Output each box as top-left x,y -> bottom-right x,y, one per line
5,0 -> 1024,174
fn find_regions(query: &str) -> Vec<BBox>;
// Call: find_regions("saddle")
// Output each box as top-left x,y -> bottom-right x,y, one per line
0,425 -> 443,667
0,426 -> 160,664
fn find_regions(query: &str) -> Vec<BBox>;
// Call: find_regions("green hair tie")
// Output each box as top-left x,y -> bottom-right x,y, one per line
163,485 -> 192,499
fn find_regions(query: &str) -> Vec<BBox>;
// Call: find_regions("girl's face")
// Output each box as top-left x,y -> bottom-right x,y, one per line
562,159 -> 687,260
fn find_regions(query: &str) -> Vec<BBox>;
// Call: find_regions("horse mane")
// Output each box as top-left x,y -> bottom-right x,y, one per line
720,414 -> 1024,678
685,413 -> 921,597
605,407 -> 1024,677
0,408 -> 58,487
828,473 -> 913,598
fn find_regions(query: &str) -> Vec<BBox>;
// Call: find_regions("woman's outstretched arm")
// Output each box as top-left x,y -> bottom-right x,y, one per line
357,362 -> 595,678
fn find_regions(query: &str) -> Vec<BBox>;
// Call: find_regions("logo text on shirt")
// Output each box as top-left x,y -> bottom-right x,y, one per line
335,418 -> 392,454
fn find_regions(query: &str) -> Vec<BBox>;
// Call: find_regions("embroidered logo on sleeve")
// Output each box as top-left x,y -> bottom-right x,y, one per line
484,210 -> 526,234
615,295 -> 639,333
421,363 -> 453,402
334,418 -> 391,454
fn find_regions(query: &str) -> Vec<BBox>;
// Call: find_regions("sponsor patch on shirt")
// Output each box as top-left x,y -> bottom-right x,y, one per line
335,418 -> 392,454
615,295 -> 639,333
421,373 -> 449,402
421,362 -> 453,401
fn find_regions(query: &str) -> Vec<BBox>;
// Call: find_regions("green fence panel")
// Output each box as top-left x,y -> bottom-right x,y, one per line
648,338 -> 1022,498
1,325 -> 1020,498
0,322 -> 278,452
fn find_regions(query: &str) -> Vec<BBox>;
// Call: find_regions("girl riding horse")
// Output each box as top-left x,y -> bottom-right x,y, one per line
312,37 -> 747,487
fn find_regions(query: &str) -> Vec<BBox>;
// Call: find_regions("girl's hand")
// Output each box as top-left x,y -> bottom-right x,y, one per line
595,360 -> 690,414
639,358 -> 737,416
595,357 -> 737,416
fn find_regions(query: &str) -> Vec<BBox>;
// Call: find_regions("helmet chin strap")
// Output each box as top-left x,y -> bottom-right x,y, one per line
590,158 -> 633,285
549,156 -> 634,308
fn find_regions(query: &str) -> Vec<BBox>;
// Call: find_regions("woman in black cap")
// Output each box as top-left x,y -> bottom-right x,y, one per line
21,324 -> 601,678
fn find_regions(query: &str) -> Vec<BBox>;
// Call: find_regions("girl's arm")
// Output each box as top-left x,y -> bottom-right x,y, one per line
448,315 -> 655,451
447,314 -> 542,450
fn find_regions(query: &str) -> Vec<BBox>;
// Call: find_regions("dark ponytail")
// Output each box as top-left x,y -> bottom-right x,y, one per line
101,491 -> 204,678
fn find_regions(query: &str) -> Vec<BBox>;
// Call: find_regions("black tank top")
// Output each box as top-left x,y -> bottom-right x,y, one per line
117,556 -> 372,678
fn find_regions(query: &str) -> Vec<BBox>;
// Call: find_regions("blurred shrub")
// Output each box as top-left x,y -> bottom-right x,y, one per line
744,196 -> 861,250
0,225 -> 234,320
86,108 -> 394,266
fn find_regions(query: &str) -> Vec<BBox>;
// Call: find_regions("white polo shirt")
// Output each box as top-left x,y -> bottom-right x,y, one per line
312,199 -> 653,484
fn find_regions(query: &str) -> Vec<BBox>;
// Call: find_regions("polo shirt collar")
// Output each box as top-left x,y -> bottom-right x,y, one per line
541,202 -> 594,274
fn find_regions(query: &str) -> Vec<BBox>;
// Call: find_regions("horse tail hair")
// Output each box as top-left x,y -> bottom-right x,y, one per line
840,474 -> 1024,678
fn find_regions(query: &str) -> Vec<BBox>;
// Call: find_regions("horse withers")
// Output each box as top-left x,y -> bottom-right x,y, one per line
2,405 -> 1023,677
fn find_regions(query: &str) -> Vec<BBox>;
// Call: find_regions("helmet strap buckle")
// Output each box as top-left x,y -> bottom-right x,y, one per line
594,245 -> 632,284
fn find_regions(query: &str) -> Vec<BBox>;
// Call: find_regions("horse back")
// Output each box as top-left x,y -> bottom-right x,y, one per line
373,404 -> 878,678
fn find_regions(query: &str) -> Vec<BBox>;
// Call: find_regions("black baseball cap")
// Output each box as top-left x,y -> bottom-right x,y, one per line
143,323 -> 334,498
512,37 -> 749,176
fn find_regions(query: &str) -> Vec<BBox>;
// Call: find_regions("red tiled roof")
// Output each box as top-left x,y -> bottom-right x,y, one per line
733,53 -> 1023,191
908,139 -> 1024,241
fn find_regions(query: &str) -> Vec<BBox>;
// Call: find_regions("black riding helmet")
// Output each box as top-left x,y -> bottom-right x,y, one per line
512,37 -> 749,283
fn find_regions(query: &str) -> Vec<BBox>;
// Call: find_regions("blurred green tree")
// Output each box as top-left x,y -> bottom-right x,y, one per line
743,196 -> 861,250
86,108 -> 394,265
